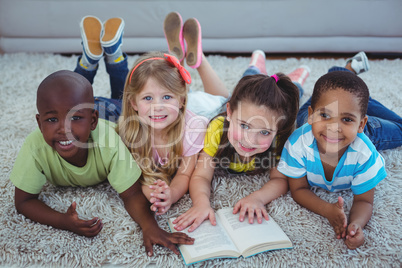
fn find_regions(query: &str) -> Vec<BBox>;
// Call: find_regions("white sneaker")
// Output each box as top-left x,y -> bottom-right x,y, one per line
346,51 -> 370,74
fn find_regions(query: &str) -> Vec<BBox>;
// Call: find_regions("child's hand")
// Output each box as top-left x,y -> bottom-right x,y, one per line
172,204 -> 216,232
64,202 -> 103,237
149,180 -> 172,215
345,222 -> 365,249
326,196 -> 347,239
142,224 -> 194,256
233,193 -> 269,224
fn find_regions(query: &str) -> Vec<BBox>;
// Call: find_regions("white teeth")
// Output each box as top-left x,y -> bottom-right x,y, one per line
240,142 -> 252,149
59,140 -> 73,146
151,115 -> 166,119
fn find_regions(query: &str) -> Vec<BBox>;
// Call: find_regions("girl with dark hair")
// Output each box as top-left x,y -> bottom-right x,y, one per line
171,50 -> 307,232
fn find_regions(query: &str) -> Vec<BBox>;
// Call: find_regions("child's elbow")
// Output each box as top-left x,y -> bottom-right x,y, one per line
14,187 -> 37,213
14,198 -> 27,214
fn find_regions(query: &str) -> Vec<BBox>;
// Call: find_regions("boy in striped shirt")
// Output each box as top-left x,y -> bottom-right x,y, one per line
278,71 -> 387,250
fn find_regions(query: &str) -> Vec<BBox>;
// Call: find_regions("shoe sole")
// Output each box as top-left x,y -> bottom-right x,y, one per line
81,16 -> 103,58
183,18 -> 202,69
164,12 -> 184,61
102,17 -> 124,46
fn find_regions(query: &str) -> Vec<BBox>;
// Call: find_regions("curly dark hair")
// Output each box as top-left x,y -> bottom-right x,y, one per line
311,71 -> 369,117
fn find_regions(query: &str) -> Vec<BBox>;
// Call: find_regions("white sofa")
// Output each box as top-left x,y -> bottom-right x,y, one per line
1,0 -> 402,54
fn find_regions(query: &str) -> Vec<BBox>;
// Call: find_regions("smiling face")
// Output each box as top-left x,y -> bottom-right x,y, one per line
130,77 -> 183,133
308,88 -> 367,156
226,101 -> 278,160
36,71 -> 98,167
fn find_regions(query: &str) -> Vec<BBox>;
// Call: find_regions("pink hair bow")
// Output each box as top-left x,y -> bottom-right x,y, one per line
164,53 -> 192,84
128,53 -> 192,84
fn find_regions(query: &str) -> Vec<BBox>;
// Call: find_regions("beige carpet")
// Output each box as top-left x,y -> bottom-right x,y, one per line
0,53 -> 401,267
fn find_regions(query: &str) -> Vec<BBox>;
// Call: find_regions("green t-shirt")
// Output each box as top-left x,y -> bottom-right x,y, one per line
10,119 -> 141,194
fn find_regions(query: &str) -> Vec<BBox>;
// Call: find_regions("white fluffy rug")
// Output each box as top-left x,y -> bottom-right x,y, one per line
0,53 -> 401,267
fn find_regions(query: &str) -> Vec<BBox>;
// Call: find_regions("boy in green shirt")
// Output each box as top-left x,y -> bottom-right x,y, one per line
10,70 -> 193,255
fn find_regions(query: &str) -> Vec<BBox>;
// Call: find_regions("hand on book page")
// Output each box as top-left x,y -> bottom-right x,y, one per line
172,203 -> 217,232
233,192 -> 269,224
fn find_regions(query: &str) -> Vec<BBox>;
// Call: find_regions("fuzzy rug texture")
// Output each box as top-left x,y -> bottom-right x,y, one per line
0,53 -> 401,267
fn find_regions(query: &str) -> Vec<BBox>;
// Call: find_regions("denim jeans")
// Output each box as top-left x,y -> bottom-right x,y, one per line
297,66 -> 402,150
74,53 -> 128,99
242,66 -> 304,100
94,97 -> 122,123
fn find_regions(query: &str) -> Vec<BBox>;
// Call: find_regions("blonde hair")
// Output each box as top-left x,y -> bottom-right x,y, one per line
117,51 -> 188,185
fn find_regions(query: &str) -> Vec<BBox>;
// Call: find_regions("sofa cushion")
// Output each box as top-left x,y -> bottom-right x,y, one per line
1,0 -> 401,53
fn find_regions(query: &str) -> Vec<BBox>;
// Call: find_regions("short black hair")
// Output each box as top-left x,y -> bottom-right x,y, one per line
311,71 -> 369,117
37,70 -> 94,109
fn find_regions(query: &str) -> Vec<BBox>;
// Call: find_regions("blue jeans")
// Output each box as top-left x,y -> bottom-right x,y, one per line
74,53 -> 128,100
297,66 -> 402,150
242,66 -> 304,100
94,97 -> 122,123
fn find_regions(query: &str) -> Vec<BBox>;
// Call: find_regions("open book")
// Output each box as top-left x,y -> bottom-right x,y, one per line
168,207 -> 292,265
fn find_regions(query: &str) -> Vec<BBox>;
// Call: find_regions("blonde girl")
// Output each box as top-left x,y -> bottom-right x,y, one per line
117,11 -> 231,215
118,51 -> 225,215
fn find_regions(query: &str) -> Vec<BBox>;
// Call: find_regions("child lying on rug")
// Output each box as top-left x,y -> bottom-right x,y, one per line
278,52 -> 402,249
120,12 -> 232,217
9,70 -> 194,256
172,49 -> 307,232
72,13 -> 229,256
296,52 -> 402,151
73,13 -> 228,215
117,51 -> 209,216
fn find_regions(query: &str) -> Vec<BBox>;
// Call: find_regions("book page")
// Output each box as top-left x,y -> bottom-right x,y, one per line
169,216 -> 240,262
217,208 -> 291,256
